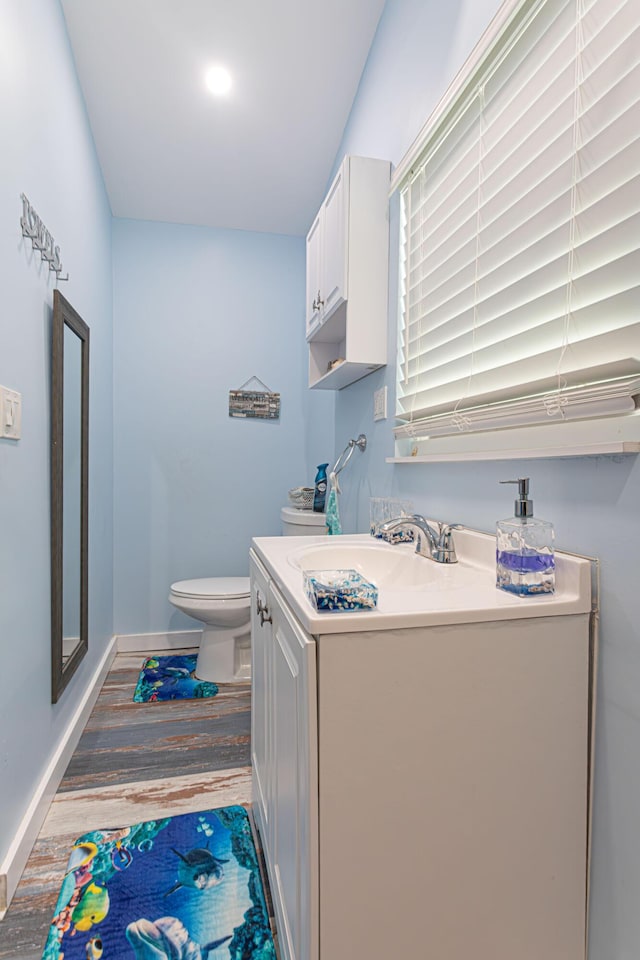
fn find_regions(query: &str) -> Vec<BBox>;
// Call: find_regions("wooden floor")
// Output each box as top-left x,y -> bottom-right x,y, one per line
0,652 -> 253,960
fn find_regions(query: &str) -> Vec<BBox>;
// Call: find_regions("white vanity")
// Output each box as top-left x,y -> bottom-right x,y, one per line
249,528 -> 596,960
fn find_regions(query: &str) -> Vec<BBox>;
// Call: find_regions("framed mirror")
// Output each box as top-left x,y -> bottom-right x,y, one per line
51,290 -> 89,703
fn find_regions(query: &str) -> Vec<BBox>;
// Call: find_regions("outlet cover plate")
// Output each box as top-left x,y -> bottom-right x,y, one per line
373,385 -> 387,421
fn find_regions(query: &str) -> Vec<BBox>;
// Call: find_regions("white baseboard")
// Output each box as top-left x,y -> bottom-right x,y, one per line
116,630 -> 201,653
0,636 -> 117,918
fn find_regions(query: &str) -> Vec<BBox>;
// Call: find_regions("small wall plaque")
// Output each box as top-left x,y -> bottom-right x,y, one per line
229,376 -> 280,420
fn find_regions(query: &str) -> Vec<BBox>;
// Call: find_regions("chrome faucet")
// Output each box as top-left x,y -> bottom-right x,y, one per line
380,515 -> 459,564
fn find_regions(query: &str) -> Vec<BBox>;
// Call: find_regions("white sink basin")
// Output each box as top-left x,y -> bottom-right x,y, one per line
252,530 -> 592,633
288,539 -> 460,590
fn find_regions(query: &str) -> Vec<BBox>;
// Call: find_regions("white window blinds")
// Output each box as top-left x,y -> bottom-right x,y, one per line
395,0 -> 640,446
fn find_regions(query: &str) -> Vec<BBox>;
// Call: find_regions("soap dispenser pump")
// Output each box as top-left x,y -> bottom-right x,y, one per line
496,477 -> 555,596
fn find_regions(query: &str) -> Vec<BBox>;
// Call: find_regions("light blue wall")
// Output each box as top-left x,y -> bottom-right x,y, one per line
331,0 -> 640,956
112,219 -> 334,635
0,0 -> 113,864
2,1 -> 637,951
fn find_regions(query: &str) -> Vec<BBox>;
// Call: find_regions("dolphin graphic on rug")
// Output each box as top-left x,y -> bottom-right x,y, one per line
163,666 -> 192,678
165,846 -> 228,894
126,917 -> 232,960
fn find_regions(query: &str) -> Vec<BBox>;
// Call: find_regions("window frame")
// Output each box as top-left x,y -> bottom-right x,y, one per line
391,0 -> 640,461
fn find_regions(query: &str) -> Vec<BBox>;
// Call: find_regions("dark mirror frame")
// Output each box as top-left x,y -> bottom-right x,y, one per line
51,289 -> 89,704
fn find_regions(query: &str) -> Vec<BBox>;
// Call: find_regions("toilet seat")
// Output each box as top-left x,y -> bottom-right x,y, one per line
170,577 -> 250,601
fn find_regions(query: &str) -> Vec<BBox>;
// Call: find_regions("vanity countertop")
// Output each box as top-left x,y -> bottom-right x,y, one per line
251,527 -> 592,636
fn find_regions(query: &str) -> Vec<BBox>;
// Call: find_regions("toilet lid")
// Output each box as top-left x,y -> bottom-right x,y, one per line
170,577 -> 250,600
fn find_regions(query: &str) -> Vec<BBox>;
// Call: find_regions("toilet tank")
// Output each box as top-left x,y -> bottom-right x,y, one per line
281,506 -> 328,536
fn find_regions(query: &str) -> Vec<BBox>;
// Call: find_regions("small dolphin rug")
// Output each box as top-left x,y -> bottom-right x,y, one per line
41,805 -> 275,960
133,655 -> 219,703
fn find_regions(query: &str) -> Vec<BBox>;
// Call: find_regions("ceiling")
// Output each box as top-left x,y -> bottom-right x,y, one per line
60,0 -> 386,237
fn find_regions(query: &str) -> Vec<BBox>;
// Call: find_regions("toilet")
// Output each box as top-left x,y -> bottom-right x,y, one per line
169,507 -> 327,683
280,506 -> 328,537
169,577 -> 251,683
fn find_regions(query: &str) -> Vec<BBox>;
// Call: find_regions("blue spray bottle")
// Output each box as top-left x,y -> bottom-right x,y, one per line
313,463 -> 329,512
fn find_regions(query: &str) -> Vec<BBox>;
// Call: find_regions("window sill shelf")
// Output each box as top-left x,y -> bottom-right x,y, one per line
387,441 -> 640,463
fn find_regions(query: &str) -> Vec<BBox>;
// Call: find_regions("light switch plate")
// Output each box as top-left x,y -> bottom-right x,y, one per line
373,385 -> 387,421
0,386 -> 22,440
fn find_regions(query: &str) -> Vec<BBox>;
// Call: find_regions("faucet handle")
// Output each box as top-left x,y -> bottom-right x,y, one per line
435,522 -> 461,563
434,521 -> 461,540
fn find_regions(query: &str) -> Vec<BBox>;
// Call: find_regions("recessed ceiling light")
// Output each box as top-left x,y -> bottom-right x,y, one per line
205,65 -> 232,97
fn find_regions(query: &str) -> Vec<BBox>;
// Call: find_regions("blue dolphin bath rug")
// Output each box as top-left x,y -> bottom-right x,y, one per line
41,805 -> 275,960
133,654 -> 219,703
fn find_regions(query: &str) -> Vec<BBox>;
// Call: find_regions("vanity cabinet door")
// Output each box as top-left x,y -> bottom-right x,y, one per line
250,551 -> 273,861
269,584 -> 319,960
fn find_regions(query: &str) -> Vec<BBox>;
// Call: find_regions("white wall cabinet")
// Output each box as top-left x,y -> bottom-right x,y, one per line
250,543 -> 595,960
305,155 -> 390,390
